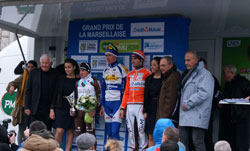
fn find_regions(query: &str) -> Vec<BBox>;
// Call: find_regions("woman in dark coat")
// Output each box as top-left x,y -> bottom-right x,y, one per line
143,57 -> 162,147
50,58 -> 79,151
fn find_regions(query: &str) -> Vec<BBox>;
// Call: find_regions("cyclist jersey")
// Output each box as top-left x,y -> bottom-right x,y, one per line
120,67 -> 151,109
101,61 -> 128,105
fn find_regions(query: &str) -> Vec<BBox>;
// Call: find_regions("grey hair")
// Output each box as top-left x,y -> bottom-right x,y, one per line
186,50 -> 199,60
214,141 -> 232,151
161,56 -> 174,65
40,54 -> 52,63
224,64 -> 237,74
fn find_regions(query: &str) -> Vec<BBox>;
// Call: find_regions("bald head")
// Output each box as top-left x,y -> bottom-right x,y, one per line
214,141 -> 231,151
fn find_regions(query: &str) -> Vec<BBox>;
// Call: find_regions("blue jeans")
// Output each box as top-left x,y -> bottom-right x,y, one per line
179,126 -> 206,151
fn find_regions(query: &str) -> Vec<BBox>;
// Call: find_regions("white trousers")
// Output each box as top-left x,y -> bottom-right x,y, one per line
126,104 -> 148,150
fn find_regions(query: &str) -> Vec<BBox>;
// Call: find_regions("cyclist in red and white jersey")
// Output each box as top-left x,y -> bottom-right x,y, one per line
119,50 -> 151,150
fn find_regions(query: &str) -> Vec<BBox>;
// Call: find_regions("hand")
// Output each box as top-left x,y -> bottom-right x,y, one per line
23,129 -> 30,139
182,103 -> 187,111
9,86 -> 15,95
245,96 -> 250,100
24,109 -> 31,116
89,109 -> 96,117
49,109 -> 55,120
119,109 -> 125,118
143,113 -> 147,119
99,106 -> 104,117
9,132 -> 16,144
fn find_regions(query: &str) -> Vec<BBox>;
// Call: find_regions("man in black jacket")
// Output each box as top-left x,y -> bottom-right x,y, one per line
24,54 -> 58,130
0,125 -> 19,151
221,64 -> 250,151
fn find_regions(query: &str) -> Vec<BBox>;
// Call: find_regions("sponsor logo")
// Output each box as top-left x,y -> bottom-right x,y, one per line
106,84 -> 119,89
138,119 -> 145,132
144,42 -> 162,49
79,40 -> 98,53
131,22 -> 164,36
130,81 -> 145,87
105,75 -> 119,81
136,75 -> 143,80
1,92 -> 16,116
144,39 -> 164,52
78,89 -> 91,94
226,40 -> 241,47
92,59 -> 106,68
129,75 -> 135,79
100,39 -> 141,53
98,60 -> 106,66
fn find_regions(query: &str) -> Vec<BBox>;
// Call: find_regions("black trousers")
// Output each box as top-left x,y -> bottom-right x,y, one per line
228,122 -> 249,151
220,120 -> 249,151
31,111 -> 52,130
205,111 -> 214,151
18,111 -> 30,145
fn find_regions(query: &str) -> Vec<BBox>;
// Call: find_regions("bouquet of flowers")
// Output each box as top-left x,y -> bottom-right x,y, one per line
75,94 -> 97,123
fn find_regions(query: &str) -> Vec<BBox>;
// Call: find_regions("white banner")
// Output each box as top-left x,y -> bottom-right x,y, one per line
144,39 -> 164,53
130,22 -> 164,37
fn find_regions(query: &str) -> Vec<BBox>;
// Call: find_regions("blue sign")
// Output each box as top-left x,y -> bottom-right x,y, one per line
68,17 -> 190,72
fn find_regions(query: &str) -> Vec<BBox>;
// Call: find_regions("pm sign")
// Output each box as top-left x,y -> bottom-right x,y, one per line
1,92 -> 16,116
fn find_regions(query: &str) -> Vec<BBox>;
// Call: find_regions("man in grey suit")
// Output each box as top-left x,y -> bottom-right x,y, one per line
24,54 -> 58,130
178,51 -> 214,151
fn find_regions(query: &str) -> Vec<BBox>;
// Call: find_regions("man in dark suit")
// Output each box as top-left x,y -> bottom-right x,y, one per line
24,54 -> 58,130
220,64 -> 250,151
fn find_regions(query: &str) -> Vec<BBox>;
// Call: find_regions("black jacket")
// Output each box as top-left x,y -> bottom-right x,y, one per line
0,143 -> 12,151
0,125 -> 18,151
24,68 -> 58,114
223,74 -> 250,123
51,75 -> 79,108
211,75 -> 223,111
143,74 -> 162,114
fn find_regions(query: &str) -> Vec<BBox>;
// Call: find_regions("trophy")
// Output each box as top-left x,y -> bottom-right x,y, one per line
64,92 -> 76,115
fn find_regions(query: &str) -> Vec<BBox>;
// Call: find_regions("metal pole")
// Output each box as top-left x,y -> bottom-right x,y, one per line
15,33 -> 26,64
